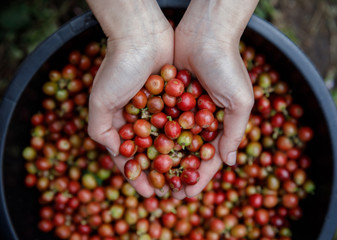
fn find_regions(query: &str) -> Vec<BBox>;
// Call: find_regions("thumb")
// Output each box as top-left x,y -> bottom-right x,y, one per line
88,97 -> 121,156
219,97 -> 253,166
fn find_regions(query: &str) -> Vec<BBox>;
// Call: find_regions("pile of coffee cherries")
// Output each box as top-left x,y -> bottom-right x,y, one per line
120,64 -> 222,191
22,36 -> 315,240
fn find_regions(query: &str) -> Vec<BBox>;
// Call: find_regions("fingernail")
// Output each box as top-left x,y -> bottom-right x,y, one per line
107,147 -> 117,157
226,151 -> 237,166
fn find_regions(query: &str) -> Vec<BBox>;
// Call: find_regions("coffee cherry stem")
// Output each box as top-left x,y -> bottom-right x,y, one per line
141,108 -> 151,120
150,125 -> 159,136
272,128 -> 282,139
282,109 -> 289,117
263,87 -> 274,97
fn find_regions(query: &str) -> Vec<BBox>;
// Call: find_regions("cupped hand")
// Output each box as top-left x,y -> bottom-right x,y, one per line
87,0 -> 174,198
172,0 -> 258,198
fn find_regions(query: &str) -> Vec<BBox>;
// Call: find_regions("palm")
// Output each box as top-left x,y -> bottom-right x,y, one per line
88,27 -> 174,198
172,27 -> 253,199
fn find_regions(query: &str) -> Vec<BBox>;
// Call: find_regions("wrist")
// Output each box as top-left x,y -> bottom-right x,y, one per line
87,0 -> 170,40
178,0 -> 259,45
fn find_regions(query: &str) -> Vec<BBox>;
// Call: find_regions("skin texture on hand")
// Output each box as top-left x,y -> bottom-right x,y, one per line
86,0 -> 174,198
173,0 -> 259,199
87,0 -> 259,199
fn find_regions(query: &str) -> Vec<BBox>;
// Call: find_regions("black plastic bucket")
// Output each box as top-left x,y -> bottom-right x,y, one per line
1,1 -> 337,239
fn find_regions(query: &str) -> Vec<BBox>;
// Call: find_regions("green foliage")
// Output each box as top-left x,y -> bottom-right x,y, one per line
0,0 -> 88,59
0,0 -> 59,61
331,89 -> 337,107
279,27 -> 300,45
255,0 -> 277,20
0,3 -> 31,32
0,0 -> 87,100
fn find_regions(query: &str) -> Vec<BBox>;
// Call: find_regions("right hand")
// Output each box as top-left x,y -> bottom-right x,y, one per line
173,0 -> 258,198
87,0 -> 174,198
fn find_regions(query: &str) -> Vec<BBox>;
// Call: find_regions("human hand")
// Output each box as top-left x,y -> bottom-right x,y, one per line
87,0 -> 174,198
173,0 -> 258,198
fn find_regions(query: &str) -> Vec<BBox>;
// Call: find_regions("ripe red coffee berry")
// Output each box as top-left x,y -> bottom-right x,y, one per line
134,136 -> 153,149
168,176 -> 183,192
205,119 -> 219,132
162,93 -> 177,107
134,153 -> 150,170
151,112 -> 168,129
187,80 -> 203,98
148,170 -> 165,189
124,160 -> 141,181
153,154 -> 173,174
282,193 -> 299,208
145,75 -> 164,95
197,95 -> 216,113
118,123 -> 135,140
181,169 -> 200,185
249,193 -> 263,208
200,143 -> 215,161
133,119 -> 151,138
123,110 -> 138,123
200,130 -> 218,142
132,91 -> 147,109
176,69 -> 192,87
165,79 -> 185,97
195,109 -> 215,128
161,64 -> 177,81
147,96 -> 164,114
119,140 -> 137,158
272,96 -> 287,112
298,126 -> 313,142
165,106 -> 181,119
164,120 -> 181,139
187,134 -> 203,152
178,111 -> 195,129
177,92 -> 196,111
180,155 -> 201,170
154,134 -> 174,154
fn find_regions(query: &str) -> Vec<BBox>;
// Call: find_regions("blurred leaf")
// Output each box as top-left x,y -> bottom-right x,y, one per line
25,21 -> 59,53
0,3 -> 31,31
255,0 -> 277,20
331,89 -> 337,107
255,8 -> 268,19
280,27 -> 300,45
9,45 -> 24,60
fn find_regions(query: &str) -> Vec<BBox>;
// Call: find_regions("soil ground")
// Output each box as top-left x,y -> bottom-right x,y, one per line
272,0 -> 337,91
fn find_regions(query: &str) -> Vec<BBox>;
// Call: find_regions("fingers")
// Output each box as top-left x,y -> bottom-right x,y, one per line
110,153 -> 155,198
219,105 -> 251,166
184,136 -> 222,198
172,189 -> 187,200
88,103 -> 125,156
219,66 -> 254,165
87,57 -> 125,156
185,151 -> 222,198
129,172 -> 155,198
88,49 -> 151,156
154,184 -> 169,198
196,53 -> 253,166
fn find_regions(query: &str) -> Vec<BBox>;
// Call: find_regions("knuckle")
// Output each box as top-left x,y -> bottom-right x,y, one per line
230,89 -> 254,111
87,125 -> 99,142
231,135 -> 245,147
143,191 -> 155,198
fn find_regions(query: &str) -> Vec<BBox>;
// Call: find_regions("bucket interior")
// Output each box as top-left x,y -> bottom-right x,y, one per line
1,9 -> 334,240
